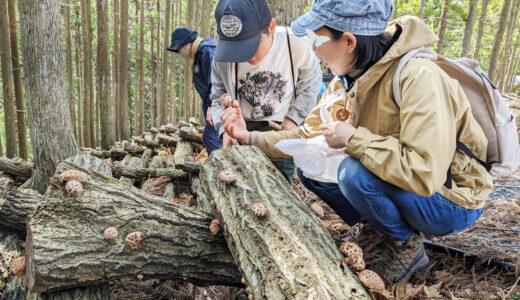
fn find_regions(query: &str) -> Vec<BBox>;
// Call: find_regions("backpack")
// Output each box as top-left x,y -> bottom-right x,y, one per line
392,48 -> 520,179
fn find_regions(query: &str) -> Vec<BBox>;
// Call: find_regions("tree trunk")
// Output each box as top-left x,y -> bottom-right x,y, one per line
460,0 -> 478,57
113,0 -> 120,141
26,155 -> 241,293
0,0 -> 18,159
119,0 -> 130,140
137,0 -> 145,135
509,53 -> 520,92
267,0 -> 310,26
155,0 -> 161,127
80,0 -> 92,148
436,0 -> 450,55
88,0 -> 96,149
199,146 -> 370,299
150,1 -> 157,129
18,0 -> 81,193
74,4 -> 83,145
97,0 -> 115,150
497,0 -> 520,91
0,157 -> 33,179
505,43 -> 518,92
8,0 -> 28,160
472,0 -> 489,60
418,0 -> 427,19
64,0 -> 76,140
200,0 -> 213,38
158,0 -> 170,126
183,0 -> 194,121
488,0 -> 512,82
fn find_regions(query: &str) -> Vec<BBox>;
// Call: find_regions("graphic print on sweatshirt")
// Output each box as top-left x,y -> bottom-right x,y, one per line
238,71 -> 287,119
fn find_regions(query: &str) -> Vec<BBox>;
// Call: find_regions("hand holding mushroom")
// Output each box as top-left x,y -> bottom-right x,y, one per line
221,105 -> 249,145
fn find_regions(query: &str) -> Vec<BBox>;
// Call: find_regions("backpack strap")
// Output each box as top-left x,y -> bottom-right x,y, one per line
392,48 -> 438,107
286,27 -> 296,102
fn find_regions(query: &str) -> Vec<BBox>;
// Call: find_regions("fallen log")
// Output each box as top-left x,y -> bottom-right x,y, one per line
157,134 -> 180,147
179,130 -> 203,145
110,165 -> 188,179
199,146 -> 370,299
26,155 -> 241,292
123,141 -> 146,155
0,189 -> 43,234
0,158 -> 33,179
174,141 -> 193,166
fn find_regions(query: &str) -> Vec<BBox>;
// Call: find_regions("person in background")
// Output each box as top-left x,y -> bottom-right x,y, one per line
168,27 -> 221,153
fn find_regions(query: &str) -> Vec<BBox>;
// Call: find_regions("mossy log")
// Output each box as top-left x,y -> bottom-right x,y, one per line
0,188 -> 43,234
157,134 -> 180,147
26,155 -> 241,293
0,158 -> 33,180
173,141 -> 193,166
179,130 -> 203,145
110,165 -> 188,180
199,146 -> 370,299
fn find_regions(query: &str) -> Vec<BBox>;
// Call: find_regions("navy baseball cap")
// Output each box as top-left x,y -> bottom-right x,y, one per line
167,27 -> 198,52
291,0 -> 394,37
214,0 -> 273,62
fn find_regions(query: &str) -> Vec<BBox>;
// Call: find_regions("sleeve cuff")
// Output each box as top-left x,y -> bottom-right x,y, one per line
285,109 -> 305,126
345,127 -> 376,159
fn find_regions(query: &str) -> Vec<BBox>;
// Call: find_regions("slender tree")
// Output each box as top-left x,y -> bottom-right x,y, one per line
19,0 -> 80,193
0,0 -> 18,158
497,0 -> 520,91
418,0 -> 427,19
472,0 -> 490,60
80,0 -> 92,147
150,0 -> 157,127
75,4 -> 84,145
183,0 -> 194,121
119,0 -> 130,140
8,0 -> 27,159
113,0 -> 120,140
97,0 -> 115,149
505,42 -> 518,92
460,0 -> 479,57
488,0 -> 512,82
137,0 -> 145,134
508,53 -> 520,92
64,0 -> 76,140
159,0 -> 171,126
436,0 -> 450,55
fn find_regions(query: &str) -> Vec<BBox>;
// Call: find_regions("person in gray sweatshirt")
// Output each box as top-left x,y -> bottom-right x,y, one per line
210,0 -> 322,183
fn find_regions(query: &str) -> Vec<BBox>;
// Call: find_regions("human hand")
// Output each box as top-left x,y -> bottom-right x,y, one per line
206,107 -> 214,126
281,117 -> 298,130
222,132 -> 239,148
221,106 -> 249,144
319,122 -> 357,149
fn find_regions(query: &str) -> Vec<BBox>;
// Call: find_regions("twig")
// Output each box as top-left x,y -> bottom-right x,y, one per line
493,184 -> 520,188
505,275 -> 520,299
473,226 -> 520,233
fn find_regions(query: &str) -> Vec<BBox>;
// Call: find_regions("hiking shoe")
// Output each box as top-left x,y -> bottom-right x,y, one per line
357,224 -> 389,275
383,233 -> 429,283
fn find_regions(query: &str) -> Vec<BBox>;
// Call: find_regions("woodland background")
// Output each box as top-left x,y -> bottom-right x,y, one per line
0,0 -> 519,160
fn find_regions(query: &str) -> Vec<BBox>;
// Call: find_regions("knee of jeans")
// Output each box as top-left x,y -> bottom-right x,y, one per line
337,157 -> 377,195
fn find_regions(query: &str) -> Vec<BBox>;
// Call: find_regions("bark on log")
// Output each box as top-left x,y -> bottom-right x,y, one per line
27,284 -> 110,300
119,156 -> 143,185
134,137 -> 161,149
0,158 -> 33,179
26,156 -> 240,292
0,189 -> 43,234
141,148 -> 154,168
123,141 -> 146,155
199,146 -> 370,299
157,133 -> 180,147
174,141 -> 193,165
179,130 -> 203,145
110,165 -> 188,179
148,155 -> 165,169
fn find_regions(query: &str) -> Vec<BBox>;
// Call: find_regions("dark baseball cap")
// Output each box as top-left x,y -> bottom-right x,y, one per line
214,0 -> 273,62
167,27 -> 198,52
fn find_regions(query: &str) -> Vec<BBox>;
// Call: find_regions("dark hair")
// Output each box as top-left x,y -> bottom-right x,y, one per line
262,25 -> 270,35
325,26 -> 398,70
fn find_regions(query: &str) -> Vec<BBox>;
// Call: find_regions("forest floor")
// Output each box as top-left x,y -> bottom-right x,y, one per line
111,169 -> 520,300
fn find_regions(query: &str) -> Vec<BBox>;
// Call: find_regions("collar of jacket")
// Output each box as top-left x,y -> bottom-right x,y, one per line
189,37 -> 203,73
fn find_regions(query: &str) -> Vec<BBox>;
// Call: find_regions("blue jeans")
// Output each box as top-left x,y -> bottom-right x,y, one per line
203,123 -> 222,154
297,156 -> 483,241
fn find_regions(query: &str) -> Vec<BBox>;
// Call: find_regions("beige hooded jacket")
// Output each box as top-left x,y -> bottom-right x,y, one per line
249,16 -> 493,210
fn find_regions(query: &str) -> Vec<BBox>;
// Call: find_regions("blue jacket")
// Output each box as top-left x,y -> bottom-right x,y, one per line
193,37 -> 216,118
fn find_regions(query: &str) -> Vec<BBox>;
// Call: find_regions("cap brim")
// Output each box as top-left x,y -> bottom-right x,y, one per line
290,12 -> 325,37
214,31 -> 262,63
166,47 -> 178,52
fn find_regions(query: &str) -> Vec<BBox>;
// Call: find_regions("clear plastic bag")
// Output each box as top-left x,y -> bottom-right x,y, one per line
275,89 -> 348,183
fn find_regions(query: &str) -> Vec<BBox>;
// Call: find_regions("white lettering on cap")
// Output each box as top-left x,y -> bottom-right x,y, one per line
220,15 -> 243,37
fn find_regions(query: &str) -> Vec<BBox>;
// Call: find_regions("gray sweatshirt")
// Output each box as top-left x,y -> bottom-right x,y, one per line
211,26 -> 322,136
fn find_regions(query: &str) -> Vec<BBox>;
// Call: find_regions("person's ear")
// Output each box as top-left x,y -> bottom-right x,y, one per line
342,32 -> 357,54
269,18 -> 276,34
